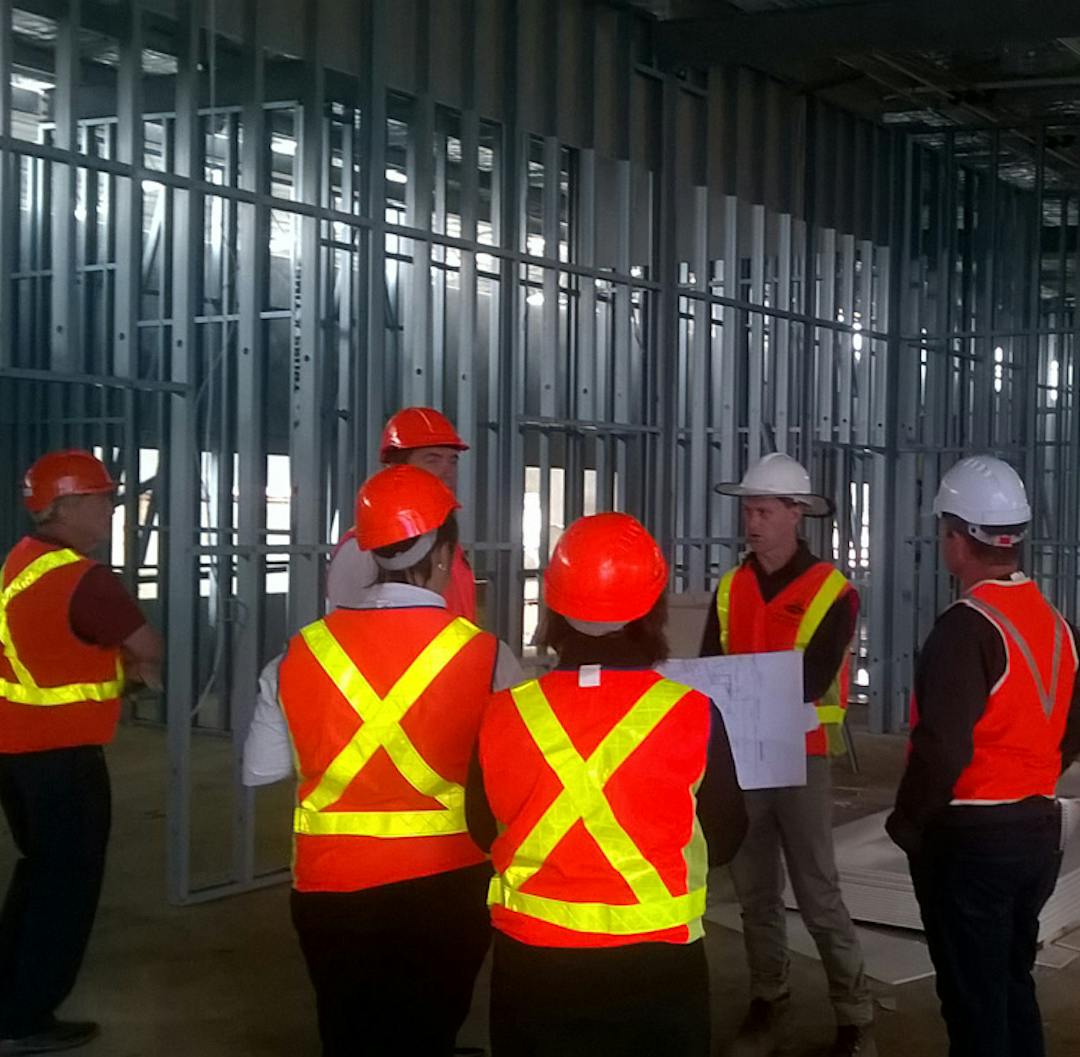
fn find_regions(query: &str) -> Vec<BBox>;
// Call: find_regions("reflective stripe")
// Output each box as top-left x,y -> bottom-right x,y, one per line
487,877 -> 707,937
716,568 -> 737,654
795,568 -> 848,651
295,616 -> 480,838
963,596 -> 1065,719
0,549 -> 125,706
491,677 -> 707,935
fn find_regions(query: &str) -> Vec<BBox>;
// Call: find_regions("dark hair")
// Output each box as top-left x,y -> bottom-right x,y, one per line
941,514 -> 1023,564
383,448 -> 410,466
374,512 -> 459,584
536,595 -> 670,668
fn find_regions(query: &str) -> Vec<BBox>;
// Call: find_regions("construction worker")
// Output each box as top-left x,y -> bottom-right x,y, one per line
467,512 -> 747,1057
327,407 -> 476,619
0,450 -> 162,1055
887,455 -> 1080,1057
243,464 -> 521,1057
702,453 -> 875,1057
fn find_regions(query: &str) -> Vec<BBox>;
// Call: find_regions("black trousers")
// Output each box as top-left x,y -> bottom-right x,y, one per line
489,932 -> 711,1057
291,863 -> 492,1057
0,745 -> 111,1037
910,800 -> 1063,1057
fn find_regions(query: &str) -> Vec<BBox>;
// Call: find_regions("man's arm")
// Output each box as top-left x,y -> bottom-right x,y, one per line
122,623 -> 163,691
1059,623 -> 1080,771
699,587 -> 723,658
803,588 -> 859,703
885,604 -> 1002,855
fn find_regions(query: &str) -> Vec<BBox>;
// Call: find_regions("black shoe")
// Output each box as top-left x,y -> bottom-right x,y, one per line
0,1021 -> 99,1055
727,996 -> 791,1057
829,1025 -> 877,1057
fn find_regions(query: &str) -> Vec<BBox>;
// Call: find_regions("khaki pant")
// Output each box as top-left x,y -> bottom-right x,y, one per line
729,756 -> 873,1027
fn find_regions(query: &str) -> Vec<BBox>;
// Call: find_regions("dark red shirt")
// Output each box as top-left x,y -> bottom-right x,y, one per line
33,535 -> 146,648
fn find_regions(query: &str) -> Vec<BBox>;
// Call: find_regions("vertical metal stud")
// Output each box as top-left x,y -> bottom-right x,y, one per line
165,0 -> 203,906
231,0 -> 270,892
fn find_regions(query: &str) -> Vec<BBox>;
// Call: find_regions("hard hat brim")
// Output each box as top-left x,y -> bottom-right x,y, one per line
713,482 -> 834,517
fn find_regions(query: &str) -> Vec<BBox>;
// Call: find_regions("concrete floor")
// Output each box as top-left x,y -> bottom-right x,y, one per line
3,710 -> 1080,1056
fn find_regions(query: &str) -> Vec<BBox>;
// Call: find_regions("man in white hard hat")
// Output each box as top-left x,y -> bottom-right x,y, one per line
887,455 -> 1080,1057
701,453 -> 874,1057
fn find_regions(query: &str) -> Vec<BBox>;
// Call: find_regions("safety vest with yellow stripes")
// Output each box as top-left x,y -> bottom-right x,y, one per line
278,606 -> 497,893
944,577 -> 1076,801
481,669 -> 710,948
0,537 -> 126,753
716,559 -> 852,757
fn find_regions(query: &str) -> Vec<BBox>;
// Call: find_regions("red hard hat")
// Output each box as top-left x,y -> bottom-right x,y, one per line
544,513 -> 668,623
355,465 -> 460,551
379,407 -> 468,463
22,449 -> 117,513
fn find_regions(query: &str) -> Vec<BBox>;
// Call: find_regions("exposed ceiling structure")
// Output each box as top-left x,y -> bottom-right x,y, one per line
624,0 -> 1080,131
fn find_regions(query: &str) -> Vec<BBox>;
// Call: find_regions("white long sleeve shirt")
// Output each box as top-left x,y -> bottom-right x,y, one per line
241,582 -> 524,786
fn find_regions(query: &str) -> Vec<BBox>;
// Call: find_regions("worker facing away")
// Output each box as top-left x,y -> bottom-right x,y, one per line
0,450 -> 162,1056
326,407 -> 476,619
468,512 -> 747,1057
244,464 -> 522,1057
887,455 -> 1080,1057
702,453 -> 875,1057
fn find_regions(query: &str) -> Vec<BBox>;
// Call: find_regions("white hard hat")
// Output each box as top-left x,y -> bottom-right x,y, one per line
933,455 -> 1031,546
714,453 -> 832,517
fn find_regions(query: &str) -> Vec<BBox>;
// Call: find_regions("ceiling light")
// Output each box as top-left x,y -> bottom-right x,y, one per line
385,168 -> 408,184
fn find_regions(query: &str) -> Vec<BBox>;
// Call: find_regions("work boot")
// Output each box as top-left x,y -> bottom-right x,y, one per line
829,1024 -> 877,1057
0,1020 -> 99,1055
726,995 -> 791,1057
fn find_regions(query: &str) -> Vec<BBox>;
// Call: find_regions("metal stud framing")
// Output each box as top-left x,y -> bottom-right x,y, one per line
2,0 -> 1080,900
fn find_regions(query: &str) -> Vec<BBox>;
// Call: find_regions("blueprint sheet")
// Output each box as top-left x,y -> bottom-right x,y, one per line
659,652 -> 811,790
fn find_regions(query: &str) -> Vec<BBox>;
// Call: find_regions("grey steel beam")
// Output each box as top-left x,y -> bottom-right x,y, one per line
230,0 -> 269,893
498,0 -> 524,651
288,0 -> 325,635
165,0 -> 202,906
657,1 -> 1080,70
50,0 -> 79,377
362,0 -> 388,468
113,0 -> 143,599
0,0 -> 12,369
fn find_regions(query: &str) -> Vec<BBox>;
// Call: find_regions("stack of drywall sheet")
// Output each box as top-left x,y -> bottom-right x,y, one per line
786,769 -> 1080,943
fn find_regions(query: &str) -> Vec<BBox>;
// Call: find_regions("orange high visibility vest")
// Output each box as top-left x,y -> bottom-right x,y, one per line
716,560 -> 852,757
480,669 -> 711,949
944,578 -> 1076,801
0,537 -> 125,753
279,605 -> 497,893
329,528 -> 476,622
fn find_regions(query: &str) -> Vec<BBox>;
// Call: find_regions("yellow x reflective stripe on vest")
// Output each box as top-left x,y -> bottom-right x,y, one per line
716,565 -> 848,727
0,549 -> 124,706
295,616 -> 481,839
488,677 -> 707,937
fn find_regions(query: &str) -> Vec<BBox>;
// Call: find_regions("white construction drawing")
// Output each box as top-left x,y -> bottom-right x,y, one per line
659,652 -> 811,791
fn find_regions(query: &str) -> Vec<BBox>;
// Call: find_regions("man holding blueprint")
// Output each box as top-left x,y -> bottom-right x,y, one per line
700,454 -> 874,1057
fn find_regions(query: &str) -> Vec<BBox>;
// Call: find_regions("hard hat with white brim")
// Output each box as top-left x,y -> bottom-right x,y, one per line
713,453 -> 833,517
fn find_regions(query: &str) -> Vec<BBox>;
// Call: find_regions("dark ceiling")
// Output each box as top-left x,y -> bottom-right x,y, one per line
622,0 -> 1080,131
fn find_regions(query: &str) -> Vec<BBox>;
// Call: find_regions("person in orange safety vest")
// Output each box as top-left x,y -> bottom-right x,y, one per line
246,464 -> 521,1057
326,407 -> 477,620
702,453 -> 875,1057
888,455 -> 1080,1057
467,512 -> 746,1057
0,450 -> 161,1056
